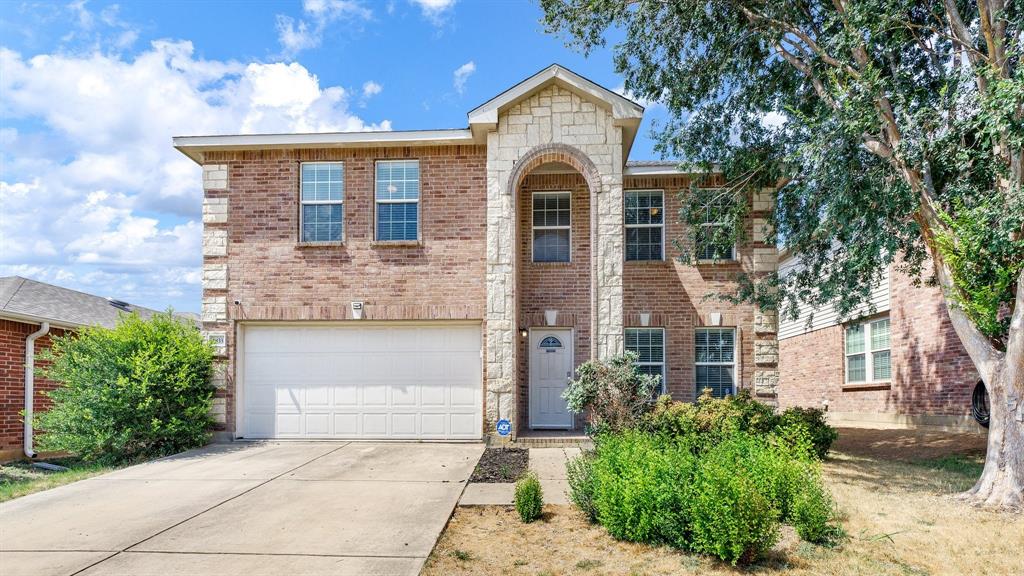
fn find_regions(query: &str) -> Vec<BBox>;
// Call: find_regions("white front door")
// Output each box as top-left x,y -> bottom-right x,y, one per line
529,329 -> 574,429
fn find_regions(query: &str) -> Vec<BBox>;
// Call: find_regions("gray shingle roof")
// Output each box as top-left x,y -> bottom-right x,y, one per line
0,276 -> 164,329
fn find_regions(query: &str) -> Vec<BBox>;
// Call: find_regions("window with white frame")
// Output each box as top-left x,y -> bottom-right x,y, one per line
695,327 -> 735,398
695,188 -> 735,261
625,327 -> 666,395
532,191 -> 571,262
845,316 -> 891,383
625,190 -> 664,261
300,162 -> 344,243
375,159 -> 420,241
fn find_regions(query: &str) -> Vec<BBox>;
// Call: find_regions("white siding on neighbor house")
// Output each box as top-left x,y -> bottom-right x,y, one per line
777,257 -> 890,340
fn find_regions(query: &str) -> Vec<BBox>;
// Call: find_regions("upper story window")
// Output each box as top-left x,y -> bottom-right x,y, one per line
695,188 -> 736,261
845,316 -> 891,383
376,160 -> 420,241
695,327 -> 735,398
625,190 -> 664,261
626,327 -> 666,395
532,191 -> 571,262
300,162 -> 344,243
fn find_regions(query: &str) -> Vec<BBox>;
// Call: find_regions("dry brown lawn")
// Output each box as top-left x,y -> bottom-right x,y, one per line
423,428 -> 1023,576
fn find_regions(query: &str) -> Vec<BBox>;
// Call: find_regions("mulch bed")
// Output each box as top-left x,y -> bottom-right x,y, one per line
469,447 -> 529,483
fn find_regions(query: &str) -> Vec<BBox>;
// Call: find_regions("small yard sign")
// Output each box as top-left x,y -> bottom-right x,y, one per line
496,419 -> 511,436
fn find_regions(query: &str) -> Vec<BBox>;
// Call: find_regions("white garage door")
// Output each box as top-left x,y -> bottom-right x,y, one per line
241,323 -> 482,440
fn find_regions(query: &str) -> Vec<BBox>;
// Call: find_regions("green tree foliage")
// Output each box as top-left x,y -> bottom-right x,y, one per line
540,0 -> 1022,343
36,313 -> 215,464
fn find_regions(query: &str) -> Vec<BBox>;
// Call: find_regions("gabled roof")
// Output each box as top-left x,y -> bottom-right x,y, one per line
0,276 -> 164,329
174,64 -> 651,166
467,64 -> 644,137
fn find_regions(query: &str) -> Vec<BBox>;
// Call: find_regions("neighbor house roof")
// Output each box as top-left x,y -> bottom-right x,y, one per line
0,276 -> 163,329
174,63 -> 663,171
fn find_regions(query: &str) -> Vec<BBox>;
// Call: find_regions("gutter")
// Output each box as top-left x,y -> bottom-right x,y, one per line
24,322 -> 50,458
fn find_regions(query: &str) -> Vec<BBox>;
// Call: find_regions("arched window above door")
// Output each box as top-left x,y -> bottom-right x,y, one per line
539,336 -> 563,349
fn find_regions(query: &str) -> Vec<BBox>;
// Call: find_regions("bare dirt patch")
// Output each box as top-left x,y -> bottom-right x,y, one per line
470,447 -> 529,483
424,428 -> 1022,576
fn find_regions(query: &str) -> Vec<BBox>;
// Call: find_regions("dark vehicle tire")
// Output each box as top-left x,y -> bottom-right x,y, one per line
972,380 -> 990,429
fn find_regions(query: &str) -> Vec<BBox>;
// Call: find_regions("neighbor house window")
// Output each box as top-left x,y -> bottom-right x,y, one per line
375,159 -> 420,241
300,162 -> 344,243
845,316 -> 891,383
625,190 -> 664,261
532,191 -> 571,262
626,327 -> 666,395
695,327 -> 735,398
696,188 -> 735,261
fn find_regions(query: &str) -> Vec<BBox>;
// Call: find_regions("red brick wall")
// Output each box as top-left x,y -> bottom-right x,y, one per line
0,320 -> 66,456
204,146 -> 489,433
778,265 -> 978,420
516,173 -> 592,430
621,175 -> 769,402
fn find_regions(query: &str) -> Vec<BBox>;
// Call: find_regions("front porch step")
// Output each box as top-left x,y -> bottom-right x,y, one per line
491,433 -> 593,449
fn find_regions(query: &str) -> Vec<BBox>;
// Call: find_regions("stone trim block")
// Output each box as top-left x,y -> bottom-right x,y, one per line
203,164 -> 228,190
203,229 -> 227,257
203,197 -> 228,223
754,370 -> 779,396
752,217 -> 773,243
753,187 -> 773,212
754,340 -> 779,365
210,360 -> 228,388
202,296 -> 227,323
754,311 -> 778,334
210,397 -> 227,423
202,330 -> 227,356
203,263 -> 228,290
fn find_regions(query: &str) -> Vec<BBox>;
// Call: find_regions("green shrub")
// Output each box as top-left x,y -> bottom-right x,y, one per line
791,473 -> 843,544
563,352 -> 659,433
36,312 -> 215,464
589,430 -> 696,546
566,451 -> 598,521
515,472 -> 544,523
778,407 -> 838,459
689,443 -> 780,565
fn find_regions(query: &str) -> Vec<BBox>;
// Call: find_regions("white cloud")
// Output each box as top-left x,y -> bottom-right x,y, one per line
276,0 -> 373,57
362,80 -> 382,98
410,0 -> 456,25
613,83 -> 662,109
0,40 -> 390,311
760,111 -> 788,129
453,60 -> 475,95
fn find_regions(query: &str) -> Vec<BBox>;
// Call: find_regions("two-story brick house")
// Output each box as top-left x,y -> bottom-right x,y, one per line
174,65 -> 779,441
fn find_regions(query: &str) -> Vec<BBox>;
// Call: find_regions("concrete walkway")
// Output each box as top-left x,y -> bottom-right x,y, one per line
460,446 -> 579,506
0,441 -> 483,576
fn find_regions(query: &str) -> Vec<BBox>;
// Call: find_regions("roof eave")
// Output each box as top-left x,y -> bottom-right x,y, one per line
0,310 -> 85,330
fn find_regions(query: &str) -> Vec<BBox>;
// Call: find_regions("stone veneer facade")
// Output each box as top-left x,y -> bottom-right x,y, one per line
194,75 -> 778,439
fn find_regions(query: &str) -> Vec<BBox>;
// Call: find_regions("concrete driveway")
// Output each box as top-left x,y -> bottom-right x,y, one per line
0,441 -> 483,576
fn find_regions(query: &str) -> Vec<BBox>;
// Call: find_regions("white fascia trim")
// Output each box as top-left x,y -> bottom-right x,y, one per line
173,129 -> 476,164
0,311 -> 82,330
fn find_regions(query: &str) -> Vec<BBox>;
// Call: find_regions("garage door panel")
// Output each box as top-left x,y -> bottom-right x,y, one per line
243,324 -> 482,440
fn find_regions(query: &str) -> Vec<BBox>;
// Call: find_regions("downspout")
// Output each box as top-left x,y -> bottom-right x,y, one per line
24,322 -> 50,458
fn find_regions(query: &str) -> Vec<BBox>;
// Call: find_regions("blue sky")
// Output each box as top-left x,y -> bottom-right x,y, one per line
0,0 -> 667,313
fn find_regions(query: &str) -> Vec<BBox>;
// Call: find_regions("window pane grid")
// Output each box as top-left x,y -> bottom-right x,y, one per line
533,192 -> 571,262
695,328 -> 735,398
695,188 -> 734,260
845,316 -> 891,383
626,191 -> 664,261
626,328 -> 665,394
300,162 -> 343,242
376,160 -> 420,241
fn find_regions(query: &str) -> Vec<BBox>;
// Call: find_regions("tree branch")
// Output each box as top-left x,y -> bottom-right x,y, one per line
1006,267 -> 1024,378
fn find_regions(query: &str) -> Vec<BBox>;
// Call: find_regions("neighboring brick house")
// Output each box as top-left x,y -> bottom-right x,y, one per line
174,65 -> 779,441
777,256 -> 982,431
0,277 -> 163,461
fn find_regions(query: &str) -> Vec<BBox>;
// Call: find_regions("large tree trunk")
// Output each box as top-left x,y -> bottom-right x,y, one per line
963,362 -> 1024,509
952,267 -> 1024,510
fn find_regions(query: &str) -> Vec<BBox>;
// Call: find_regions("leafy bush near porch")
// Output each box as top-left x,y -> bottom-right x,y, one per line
568,427 -> 841,565
515,472 -> 544,523
562,352 -> 660,434
643,391 -> 838,460
36,312 -> 215,465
